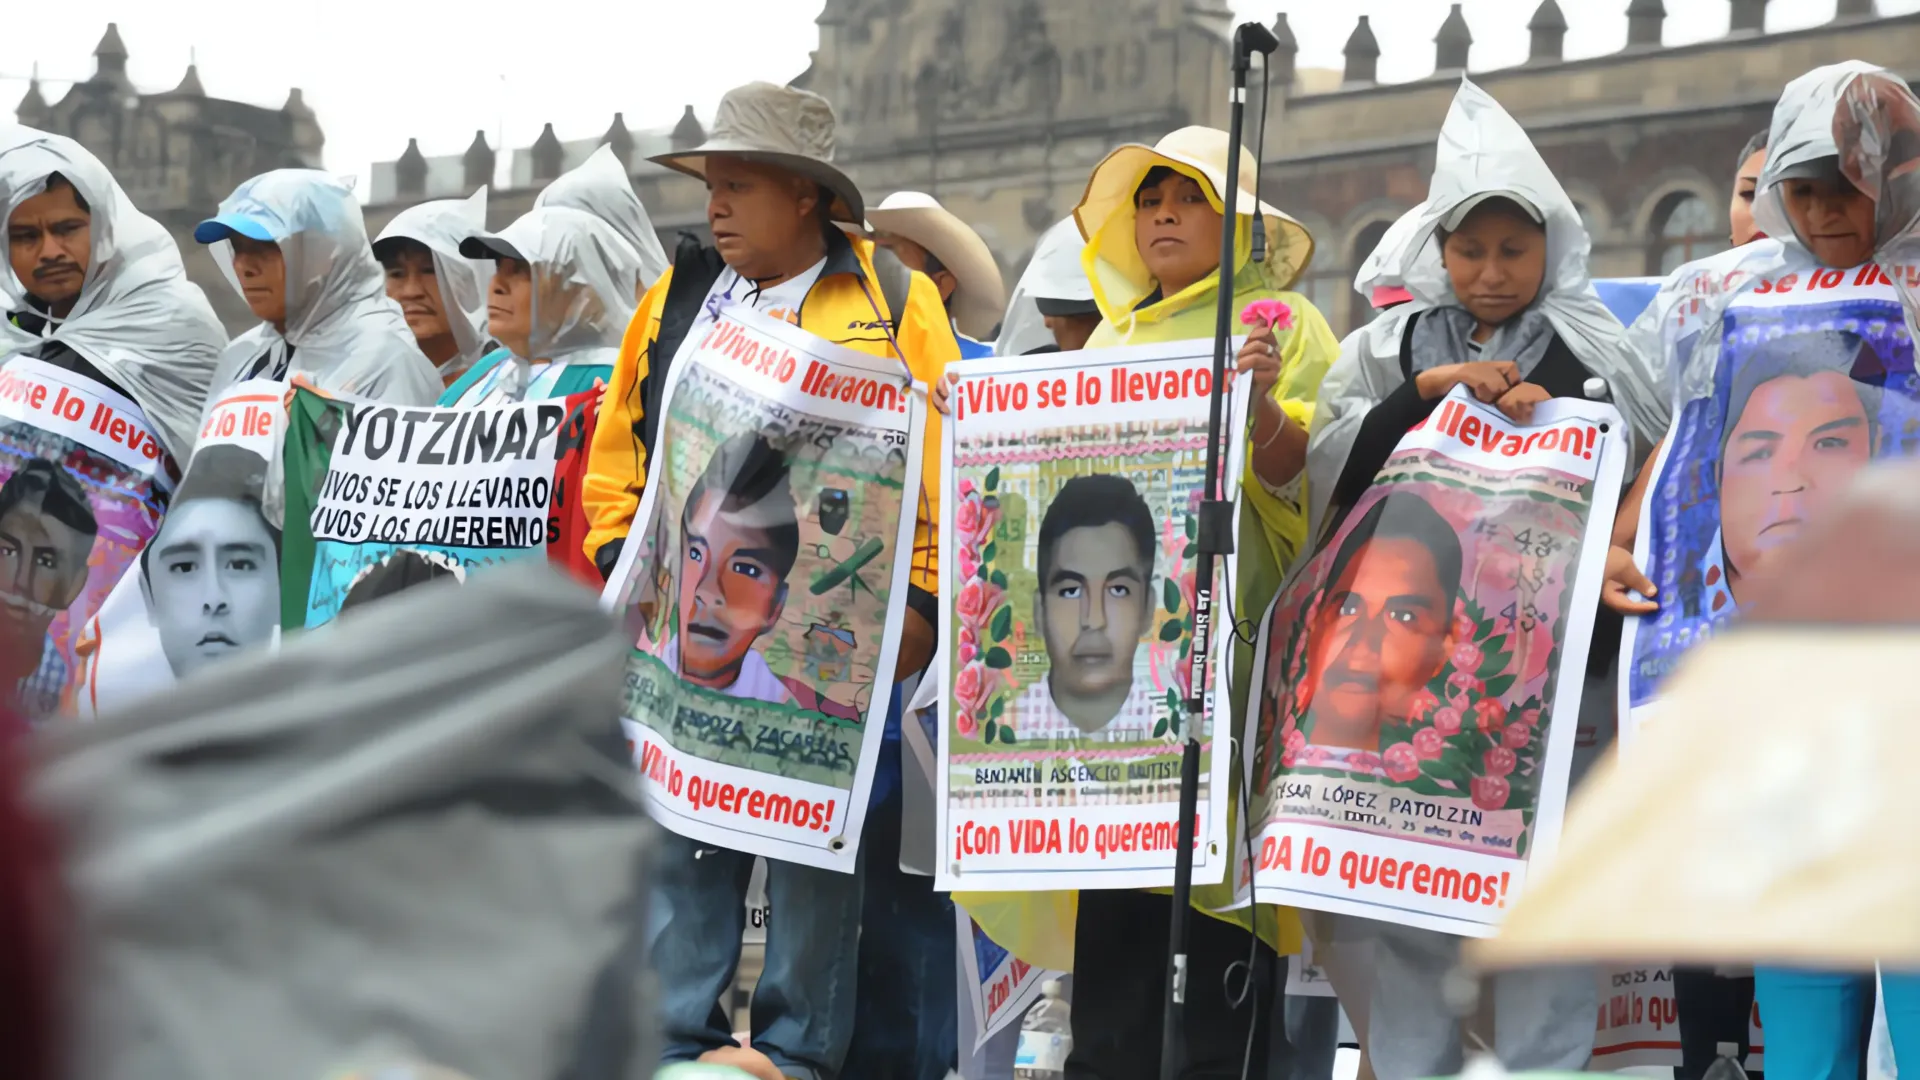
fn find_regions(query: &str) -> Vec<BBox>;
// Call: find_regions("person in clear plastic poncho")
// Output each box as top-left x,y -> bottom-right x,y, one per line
1601,61 -> 1920,1080
372,188 -> 496,387
993,215 -> 1101,357
953,123 -> 1343,1080
440,206 -> 637,406
1299,78 -> 1669,1080
1,127 -> 225,464
534,144 -> 670,295
194,170 -> 441,408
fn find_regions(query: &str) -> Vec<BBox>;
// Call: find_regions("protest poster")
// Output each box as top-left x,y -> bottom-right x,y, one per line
278,385 -> 599,628
67,377 -> 282,718
1246,385 -> 1624,937
934,341 -> 1246,892
1622,262 -> 1920,740
1588,965 -> 1764,1072
604,304 -> 924,871
956,907 -> 1059,1053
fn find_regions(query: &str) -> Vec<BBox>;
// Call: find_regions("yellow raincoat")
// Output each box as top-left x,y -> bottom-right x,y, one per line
955,154 -> 1339,972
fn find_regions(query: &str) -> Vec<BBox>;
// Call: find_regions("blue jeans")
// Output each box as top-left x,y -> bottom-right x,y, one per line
842,688 -> 958,1080
1754,967 -> 1920,1080
649,827 -> 865,1080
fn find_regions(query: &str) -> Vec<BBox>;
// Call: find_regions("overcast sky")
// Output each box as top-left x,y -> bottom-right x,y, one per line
3,0 -> 1914,196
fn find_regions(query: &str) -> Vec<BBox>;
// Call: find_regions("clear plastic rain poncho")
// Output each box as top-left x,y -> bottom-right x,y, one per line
534,144 -> 669,290
993,216 -> 1094,357
1631,61 -> 1920,417
203,170 -> 441,409
372,188 -> 495,379
0,128 -> 226,463
459,206 -> 637,402
1307,78 -> 1667,538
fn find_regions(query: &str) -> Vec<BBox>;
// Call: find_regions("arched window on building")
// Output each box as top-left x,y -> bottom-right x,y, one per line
1652,192 -> 1725,274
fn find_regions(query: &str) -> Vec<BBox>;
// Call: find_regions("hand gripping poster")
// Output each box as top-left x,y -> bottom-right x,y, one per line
603,305 -> 924,871
73,381 -> 287,716
935,341 -> 1247,893
277,384 -> 600,628
0,356 -> 171,719
1247,385 -> 1624,936
1623,261 -> 1920,738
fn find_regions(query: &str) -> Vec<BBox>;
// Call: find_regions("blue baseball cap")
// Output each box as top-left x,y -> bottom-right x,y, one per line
192,213 -> 277,244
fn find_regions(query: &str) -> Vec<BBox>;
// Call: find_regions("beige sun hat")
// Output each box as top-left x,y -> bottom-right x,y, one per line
868,191 -> 1009,339
650,81 -> 864,224
1073,125 -> 1313,292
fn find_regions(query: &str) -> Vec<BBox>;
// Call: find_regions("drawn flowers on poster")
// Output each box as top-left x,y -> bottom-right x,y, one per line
953,468 -> 1017,744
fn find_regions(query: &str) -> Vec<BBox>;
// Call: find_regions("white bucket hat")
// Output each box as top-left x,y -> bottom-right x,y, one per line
867,191 -> 1008,339
1073,125 -> 1314,292
650,81 -> 864,224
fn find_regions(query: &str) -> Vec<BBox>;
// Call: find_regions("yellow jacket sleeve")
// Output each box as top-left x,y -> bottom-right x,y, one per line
896,270 -> 959,595
583,270 -> 671,564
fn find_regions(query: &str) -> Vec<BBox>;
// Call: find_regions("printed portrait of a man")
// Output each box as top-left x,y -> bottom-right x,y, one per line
0,458 -> 99,710
1031,473 -> 1157,736
139,444 -> 281,679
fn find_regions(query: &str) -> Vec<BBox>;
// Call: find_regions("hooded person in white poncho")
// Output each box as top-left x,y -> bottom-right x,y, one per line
372,188 -> 496,387
440,206 -> 638,406
194,170 -> 441,409
993,215 -> 1101,357
1299,79 -> 1667,1080
533,144 -> 670,294
1,128 -> 225,465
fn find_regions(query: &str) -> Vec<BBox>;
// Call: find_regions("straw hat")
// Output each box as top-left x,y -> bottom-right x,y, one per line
650,82 -> 864,225
867,191 -> 1008,339
1073,126 -> 1313,291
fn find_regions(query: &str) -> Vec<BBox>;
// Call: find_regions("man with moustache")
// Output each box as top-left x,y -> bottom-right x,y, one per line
0,459 -> 97,715
1298,493 -> 1461,754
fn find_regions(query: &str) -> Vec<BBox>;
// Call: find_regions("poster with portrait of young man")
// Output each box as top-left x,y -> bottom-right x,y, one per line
1246,385 -> 1623,937
602,304 -> 925,872
934,341 -> 1248,893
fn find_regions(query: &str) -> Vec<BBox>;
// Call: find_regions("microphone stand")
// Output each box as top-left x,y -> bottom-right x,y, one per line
1161,20 -> 1278,1080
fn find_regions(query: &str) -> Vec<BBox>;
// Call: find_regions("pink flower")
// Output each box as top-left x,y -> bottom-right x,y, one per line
1471,775 -> 1511,811
956,711 -> 980,739
1450,641 -> 1483,673
1517,707 -> 1541,729
955,578 -> 1004,633
954,496 -> 984,542
1474,698 -> 1508,734
1412,727 -> 1446,761
1502,723 -> 1532,750
1239,299 -> 1295,332
1408,688 -> 1439,724
958,641 -> 978,667
1281,746 -> 1300,768
1482,747 -> 1517,777
959,626 -> 978,649
958,478 -> 977,499
1383,742 -> 1421,783
1447,670 -> 1483,699
958,546 -> 981,583
1349,751 -> 1384,774
1284,728 -> 1306,753
1453,612 -> 1478,643
1432,706 -> 1463,736
1300,745 -> 1334,768
1177,568 -> 1198,618
955,660 -> 996,720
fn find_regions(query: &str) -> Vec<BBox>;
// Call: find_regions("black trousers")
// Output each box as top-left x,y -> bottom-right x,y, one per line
1067,890 -> 1272,1080
1673,967 -> 1760,1080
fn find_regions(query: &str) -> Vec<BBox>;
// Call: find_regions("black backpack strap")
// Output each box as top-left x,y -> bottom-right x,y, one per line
638,233 -> 726,458
1398,308 -> 1422,383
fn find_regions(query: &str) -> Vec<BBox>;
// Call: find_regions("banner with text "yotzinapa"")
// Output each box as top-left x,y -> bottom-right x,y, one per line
603,304 -> 925,872
935,341 -> 1246,893
279,384 -> 599,628
1247,386 -> 1623,936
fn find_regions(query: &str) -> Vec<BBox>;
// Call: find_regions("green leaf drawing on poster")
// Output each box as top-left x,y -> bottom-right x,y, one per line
1164,579 -> 1181,614
1517,834 -> 1529,858
1184,513 -> 1197,540
999,726 -> 1017,745
990,606 -> 1012,642
991,697 -> 1005,720
985,647 -> 1012,669
991,569 -> 1009,590
1170,712 -> 1183,736
985,720 -> 999,744
1484,673 -> 1516,700
1159,621 -> 1184,642
985,466 -> 1000,492
1166,688 -> 1180,711
1476,616 -> 1496,639
982,541 -> 998,564
1154,716 -> 1170,738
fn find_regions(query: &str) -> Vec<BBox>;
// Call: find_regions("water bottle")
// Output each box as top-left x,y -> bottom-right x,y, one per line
1012,979 -> 1072,1079
1702,1040 -> 1750,1080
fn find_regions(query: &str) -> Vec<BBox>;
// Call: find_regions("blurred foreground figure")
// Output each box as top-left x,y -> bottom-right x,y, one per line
35,562 -> 657,1080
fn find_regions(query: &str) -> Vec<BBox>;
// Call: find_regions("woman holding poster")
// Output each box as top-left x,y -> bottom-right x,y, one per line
949,124 -> 1344,1078
1614,62 -> 1920,1077
1274,78 -> 1664,1080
